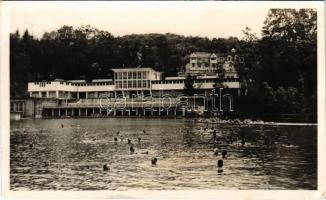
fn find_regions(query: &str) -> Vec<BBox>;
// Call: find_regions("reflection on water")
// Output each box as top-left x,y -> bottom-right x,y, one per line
10,118 -> 317,190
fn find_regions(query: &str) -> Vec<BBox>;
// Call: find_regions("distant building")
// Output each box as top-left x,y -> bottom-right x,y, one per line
183,49 -> 244,79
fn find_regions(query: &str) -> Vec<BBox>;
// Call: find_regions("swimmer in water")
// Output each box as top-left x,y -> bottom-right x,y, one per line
116,131 -> 120,136
103,164 -> 109,171
222,150 -> 227,159
114,137 -> 118,144
138,137 -> 141,143
217,159 -> 223,173
213,148 -> 219,156
213,130 -> 217,143
151,158 -> 157,166
130,146 -> 135,154
241,139 -> 246,146
127,139 -> 131,144
143,130 -> 146,134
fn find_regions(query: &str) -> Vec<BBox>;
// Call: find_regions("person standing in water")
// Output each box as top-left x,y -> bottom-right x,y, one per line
217,159 -> 223,173
130,146 -> 135,154
208,130 -> 217,144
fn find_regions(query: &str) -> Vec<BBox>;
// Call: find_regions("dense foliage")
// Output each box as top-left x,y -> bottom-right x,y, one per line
10,9 -> 317,121
236,9 -> 317,121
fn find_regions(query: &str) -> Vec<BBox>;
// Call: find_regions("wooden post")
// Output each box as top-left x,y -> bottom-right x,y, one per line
22,102 -> 25,116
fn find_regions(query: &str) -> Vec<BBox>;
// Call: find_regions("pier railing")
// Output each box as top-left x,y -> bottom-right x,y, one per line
43,98 -> 181,109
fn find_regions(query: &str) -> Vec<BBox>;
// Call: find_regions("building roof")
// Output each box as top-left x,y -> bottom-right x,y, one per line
197,75 -> 217,79
53,78 -> 65,82
111,67 -> 160,73
67,80 -> 86,83
165,76 -> 186,80
191,52 -> 212,58
185,52 -> 229,60
92,79 -> 113,82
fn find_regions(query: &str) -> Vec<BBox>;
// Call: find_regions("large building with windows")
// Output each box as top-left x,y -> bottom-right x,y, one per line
19,51 -> 244,117
27,51 -> 243,99
184,49 -> 244,78
27,52 -> 243,100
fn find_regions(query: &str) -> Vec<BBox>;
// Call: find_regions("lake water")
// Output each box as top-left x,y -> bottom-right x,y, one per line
10,118 -> 317,190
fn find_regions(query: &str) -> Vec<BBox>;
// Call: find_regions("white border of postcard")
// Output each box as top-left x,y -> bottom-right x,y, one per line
0,1 -> 325,199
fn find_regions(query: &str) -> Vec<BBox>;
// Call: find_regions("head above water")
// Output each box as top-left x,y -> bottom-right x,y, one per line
103,164 -> 109,171
214,148 -> 219,156
130,146 -> 135,153
151,157 -> 157,166
222,150 -> 227,159
217,159 -> 223,168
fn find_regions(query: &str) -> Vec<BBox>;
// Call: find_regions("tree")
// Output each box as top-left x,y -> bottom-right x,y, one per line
167,55 -> 182,76
140,45 -> 155,68
260,9 -> 317,97
239,27 -> 262,83
155,35 -> 170,72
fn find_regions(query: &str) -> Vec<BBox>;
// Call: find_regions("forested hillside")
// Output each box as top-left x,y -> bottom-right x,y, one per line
10,9 -> 317,121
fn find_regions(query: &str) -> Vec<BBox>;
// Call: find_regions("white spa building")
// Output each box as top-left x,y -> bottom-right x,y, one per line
28,51 -> 244,100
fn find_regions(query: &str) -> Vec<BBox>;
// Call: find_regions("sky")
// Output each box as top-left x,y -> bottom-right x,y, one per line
7,2 -> 271,39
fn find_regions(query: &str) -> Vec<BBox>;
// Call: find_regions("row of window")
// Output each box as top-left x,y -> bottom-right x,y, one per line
115,80 -> 151,89
72,82 -> 113,86
152,80 -> 184,84
115,71 -> 149,80
152,78 -> 238,84
191,56 -> 244,62
34,81 -> 113,86
33,77 -> 238,89
191,63 -> 223,68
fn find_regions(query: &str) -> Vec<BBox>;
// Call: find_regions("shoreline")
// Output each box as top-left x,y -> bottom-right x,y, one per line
11,116 -> 317,126
199,121 -> 317,127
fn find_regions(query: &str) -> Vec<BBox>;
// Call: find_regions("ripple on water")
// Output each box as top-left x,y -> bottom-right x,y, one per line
10,118 -> 317,190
